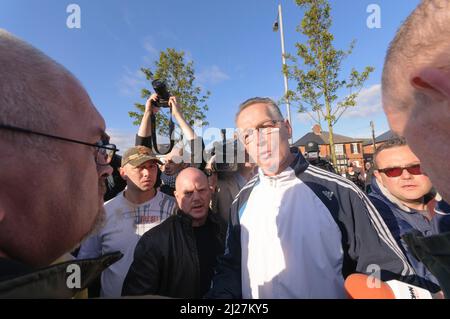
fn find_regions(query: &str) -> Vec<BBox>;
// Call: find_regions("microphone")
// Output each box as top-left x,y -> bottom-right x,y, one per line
344,273 -> 432,299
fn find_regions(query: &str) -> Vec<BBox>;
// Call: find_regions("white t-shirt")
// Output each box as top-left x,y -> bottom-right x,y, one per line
77,190 -> 176,297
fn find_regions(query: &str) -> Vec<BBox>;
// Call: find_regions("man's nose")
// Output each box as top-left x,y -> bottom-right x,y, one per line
400,168 -> 413,179
142,168 -> 151,177
98,163 -> 113,178
192,190 -> 201,201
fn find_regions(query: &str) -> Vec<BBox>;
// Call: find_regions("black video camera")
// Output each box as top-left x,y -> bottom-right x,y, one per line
212,140 -> 239,173
211,129 -> 245,173
151,79 -> 171,108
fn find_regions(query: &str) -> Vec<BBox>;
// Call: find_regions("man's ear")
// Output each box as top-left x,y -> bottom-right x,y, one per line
373,170 -> 383,185
119,167 -> 127,180
0,207 -> 5,223
411,67 -> 450,100
284,119 -> 292,139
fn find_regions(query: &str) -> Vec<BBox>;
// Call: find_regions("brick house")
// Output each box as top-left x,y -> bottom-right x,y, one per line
292,124 -> 365,172
362,130 -> 398,162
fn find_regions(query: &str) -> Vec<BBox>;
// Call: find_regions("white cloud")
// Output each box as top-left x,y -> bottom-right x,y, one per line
342,84 -> 382,118
118,67 -> 146,96
142,37 -> 158,57
296,111 -> 318,125
123,8 -> 133,30
197,65 -> 230,85
139,36 -> 160,66
106,129 -> 136,155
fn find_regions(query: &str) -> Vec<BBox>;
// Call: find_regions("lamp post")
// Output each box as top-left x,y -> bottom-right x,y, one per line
273,3 -> 293,145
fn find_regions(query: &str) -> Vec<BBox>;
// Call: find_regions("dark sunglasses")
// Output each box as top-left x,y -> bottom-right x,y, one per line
378,164 -> 422,178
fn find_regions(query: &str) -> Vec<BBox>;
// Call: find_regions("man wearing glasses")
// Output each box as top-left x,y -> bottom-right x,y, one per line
0,30 -> 121,297
369,137 -> 450,294
207,97 -> 433,299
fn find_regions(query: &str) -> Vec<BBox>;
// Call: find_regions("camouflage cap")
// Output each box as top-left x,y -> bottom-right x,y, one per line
121,146 -> 162,167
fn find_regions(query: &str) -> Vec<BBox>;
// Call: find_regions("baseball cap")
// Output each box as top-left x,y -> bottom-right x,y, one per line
305,141 -> 319,153
121,146 -> 162,167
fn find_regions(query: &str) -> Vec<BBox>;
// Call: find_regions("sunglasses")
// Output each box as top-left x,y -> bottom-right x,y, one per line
377,164 -> 422,178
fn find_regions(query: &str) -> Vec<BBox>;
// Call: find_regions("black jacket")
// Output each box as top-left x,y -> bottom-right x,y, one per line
307,157 -> 336,173
0,252 -> 122,298
122,210 -> 226,298
206,149 -> 432,298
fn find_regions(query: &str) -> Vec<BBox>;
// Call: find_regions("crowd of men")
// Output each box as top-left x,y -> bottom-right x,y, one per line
1,0 -> 450,299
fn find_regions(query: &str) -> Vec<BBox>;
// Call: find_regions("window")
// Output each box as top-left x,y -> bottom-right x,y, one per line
335,144 -> 344,156
351,143 -> 360,154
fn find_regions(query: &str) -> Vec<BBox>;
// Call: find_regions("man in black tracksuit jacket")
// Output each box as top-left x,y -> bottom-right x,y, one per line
122,168 -> 226,298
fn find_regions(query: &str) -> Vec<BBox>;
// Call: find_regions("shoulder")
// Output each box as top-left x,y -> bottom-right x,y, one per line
104,191 -> 125,209
152,191 -> 177,211
156,191 -> 176,203
234,174 -> 259,200
140,215 -> 177,244
301,165 -> 361,195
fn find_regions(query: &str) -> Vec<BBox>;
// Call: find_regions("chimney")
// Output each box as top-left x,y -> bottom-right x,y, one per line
312,124 -> 322,135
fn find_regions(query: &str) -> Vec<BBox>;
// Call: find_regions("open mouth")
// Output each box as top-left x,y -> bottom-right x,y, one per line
192,204 -> 204,210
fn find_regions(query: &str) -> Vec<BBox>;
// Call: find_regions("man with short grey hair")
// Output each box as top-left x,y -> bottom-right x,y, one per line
207,97 -> 430,299
0,29 -> 121,298
382,0 -> 450,297
382,0 -> 450,202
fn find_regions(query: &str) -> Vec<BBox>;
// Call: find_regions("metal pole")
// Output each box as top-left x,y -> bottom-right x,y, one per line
278,4 -> 293,145
370,121 -> 376,152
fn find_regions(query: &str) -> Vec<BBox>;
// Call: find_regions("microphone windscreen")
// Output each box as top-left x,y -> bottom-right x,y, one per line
344,273 -> 396,299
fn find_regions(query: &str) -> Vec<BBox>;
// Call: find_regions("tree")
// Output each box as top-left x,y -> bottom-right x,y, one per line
129,48 -> 210,137
285,0 -> 374,167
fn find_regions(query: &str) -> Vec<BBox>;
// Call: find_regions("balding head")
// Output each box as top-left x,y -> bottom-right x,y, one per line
382,0 -> 450,113
1,30 -> 69,131
381,0 -> 450,201
174,168 -> 210,226
0,30 -> 112,267
0,29 -> 101,156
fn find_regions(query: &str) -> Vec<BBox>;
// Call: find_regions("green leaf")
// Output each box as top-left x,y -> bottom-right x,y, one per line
128,48 -> 210,135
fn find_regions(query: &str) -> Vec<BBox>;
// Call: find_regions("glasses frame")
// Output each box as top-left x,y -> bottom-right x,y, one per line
0,124 -> 118,166
377,164 -> 422,178
240,119 -> 285,145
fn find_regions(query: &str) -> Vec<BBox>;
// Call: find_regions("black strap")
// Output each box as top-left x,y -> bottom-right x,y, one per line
151,108 -> 175,155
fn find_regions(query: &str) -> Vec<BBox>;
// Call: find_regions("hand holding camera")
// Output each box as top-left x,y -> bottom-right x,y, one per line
168,96 -> 182,118
151,79 -> 171,108
145,94 -> 161,114
151,79 -> 182,118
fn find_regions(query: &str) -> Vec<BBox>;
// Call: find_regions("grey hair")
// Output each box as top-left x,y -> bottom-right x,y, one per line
382,0 -> 450,110
235,97 -> 284,124
0,29 -> 73,156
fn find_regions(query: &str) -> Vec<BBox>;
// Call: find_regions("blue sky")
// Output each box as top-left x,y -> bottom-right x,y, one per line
1,0 -> 420,153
